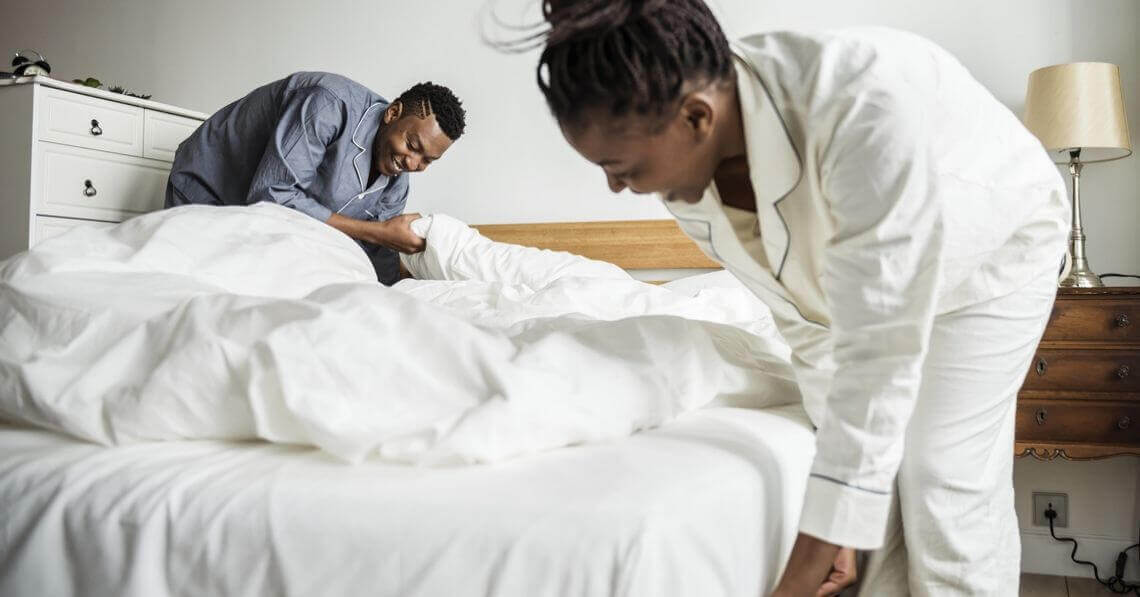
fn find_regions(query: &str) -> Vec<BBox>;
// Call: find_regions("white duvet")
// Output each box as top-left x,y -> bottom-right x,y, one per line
0,204 -> 796,464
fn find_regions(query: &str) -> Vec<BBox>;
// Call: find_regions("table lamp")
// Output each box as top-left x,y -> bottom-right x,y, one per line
1024,62 -> 1133,287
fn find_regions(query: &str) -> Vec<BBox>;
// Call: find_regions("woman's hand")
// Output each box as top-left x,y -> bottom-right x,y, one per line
771,534 -> 857,596
817,547 -> 857,596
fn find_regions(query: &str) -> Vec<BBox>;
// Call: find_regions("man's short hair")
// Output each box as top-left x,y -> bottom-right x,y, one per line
396,82 -> 466,141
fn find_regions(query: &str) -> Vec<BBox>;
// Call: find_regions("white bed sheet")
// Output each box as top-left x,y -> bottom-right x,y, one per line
0,405 -> 814,597
0,205 -> 798,466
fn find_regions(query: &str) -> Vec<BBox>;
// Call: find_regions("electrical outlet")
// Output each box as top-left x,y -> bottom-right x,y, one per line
1032,492 -> 1069,528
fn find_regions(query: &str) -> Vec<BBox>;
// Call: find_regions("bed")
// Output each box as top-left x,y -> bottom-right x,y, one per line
0,207 -> 815,597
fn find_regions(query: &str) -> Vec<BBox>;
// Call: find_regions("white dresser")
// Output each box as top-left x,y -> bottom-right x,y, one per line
0,76 -> 207,260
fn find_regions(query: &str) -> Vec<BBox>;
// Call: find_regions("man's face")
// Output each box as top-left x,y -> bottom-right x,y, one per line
374,101 -> 454,177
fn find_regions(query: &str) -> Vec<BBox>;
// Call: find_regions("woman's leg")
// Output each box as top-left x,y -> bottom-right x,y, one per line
856,492 -> 909,596
893,271 -> 1058,595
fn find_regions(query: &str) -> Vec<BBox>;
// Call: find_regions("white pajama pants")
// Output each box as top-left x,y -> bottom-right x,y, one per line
857,270 -> 1059,596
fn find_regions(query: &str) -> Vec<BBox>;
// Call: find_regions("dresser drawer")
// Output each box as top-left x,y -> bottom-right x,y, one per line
1017,400 -> 1140,445
143,109 -> 200,162
34,216 -> 115,245
37,87 -> 144,157
1043,299 -> 1139,344
36,143 -> 170,222
1023,348 -> 1140,394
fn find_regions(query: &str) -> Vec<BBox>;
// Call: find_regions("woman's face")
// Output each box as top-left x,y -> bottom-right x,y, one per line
559,97 -> 724,204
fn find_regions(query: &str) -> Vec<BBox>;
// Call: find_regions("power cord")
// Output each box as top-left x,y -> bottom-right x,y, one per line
1045,504 -> 1140,594
1100,274 -> 1140,281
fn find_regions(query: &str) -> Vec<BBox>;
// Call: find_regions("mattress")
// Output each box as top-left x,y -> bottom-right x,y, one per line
0,405 -> 814,597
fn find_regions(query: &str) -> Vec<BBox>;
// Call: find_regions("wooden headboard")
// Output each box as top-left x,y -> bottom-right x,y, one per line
473,219 -> 719,271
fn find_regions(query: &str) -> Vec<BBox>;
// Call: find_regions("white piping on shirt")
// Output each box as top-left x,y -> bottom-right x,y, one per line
351,102 -> 385,191
336,191 -> 370,214
339,102 -> 386,216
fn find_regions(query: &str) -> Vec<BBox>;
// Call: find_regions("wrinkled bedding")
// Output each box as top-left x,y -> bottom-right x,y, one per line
0,205 -> 797,464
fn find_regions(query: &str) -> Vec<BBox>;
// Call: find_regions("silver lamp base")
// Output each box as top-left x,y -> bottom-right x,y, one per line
1059,267 -> 1103,288
1058,152 -> 1104,288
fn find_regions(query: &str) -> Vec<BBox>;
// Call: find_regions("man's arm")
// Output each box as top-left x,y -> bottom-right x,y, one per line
328,174 -> 423,254
327,213 -> 424,253
244,86 -> 343,222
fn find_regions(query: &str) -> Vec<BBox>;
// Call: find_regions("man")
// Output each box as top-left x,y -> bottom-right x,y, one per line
165,72 -> 466,284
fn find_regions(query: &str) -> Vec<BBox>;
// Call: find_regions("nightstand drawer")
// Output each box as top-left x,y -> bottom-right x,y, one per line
34,216 -> 115,245
1016,400 -> 1140,445
37,87 -> 144,157
143,109 -> 200,162
1043,299 -> 1139,344
36,143 -> 169,221
1023,349 -> 1140,394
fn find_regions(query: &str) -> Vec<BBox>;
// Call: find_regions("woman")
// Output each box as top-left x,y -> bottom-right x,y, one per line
521,1 -> 1069,595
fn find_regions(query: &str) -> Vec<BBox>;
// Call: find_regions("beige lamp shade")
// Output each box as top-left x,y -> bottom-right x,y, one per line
1024,62 -> 1132,163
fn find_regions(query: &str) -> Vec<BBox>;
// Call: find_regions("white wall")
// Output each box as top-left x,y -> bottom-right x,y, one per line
4,0 -> 1138,577
1017,458 -> 1140,580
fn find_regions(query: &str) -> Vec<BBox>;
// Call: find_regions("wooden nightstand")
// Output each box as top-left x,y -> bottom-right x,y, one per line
1016,287 -> 1140,460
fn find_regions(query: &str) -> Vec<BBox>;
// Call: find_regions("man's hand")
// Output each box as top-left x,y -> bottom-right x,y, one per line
373,213 -> 426,253
327,212 -> 426,254
771,534 -> 857,597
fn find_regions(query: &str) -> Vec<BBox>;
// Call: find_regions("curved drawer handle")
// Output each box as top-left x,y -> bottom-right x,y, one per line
1118,365 -> 1132,380
1116,313 -> 1131,328
90,119 -> 103,136
83,179 -> 97,197
1035,357 -> 1048,376
1035,408 -> 1048,426
1119,416 -> 1132,430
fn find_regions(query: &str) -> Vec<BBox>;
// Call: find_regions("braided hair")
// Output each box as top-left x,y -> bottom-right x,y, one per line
395,82 -> 467,141
532,0 -> 734,126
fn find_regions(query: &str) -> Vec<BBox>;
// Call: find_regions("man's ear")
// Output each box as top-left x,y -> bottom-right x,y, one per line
678,93 -> 715,142
384,100 -> 404,124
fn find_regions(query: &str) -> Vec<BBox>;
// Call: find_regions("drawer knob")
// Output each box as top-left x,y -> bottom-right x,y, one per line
1116,313 -> 1131,328
1035,357 -> 1048,376
1035,408 -> 1048,426
1118,365 -> 1132,380
83,179 -> 97,197
1119,416 -> 1132,430
89,119 -> 103,136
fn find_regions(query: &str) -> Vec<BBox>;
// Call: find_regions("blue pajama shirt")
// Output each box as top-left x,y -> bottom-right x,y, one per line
165,71 -> 408,284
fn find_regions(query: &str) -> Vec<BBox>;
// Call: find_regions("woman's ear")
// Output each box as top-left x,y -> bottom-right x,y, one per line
384,101 -> 404,124
679,93 -> 715,142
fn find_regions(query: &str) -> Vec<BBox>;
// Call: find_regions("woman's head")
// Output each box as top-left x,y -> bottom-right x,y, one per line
535,0 -> 738,200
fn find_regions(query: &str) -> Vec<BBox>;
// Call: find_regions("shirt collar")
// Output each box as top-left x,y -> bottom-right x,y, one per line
733,48 -> 802,278
666,48 -> 803,279
730,46 -> 802,215
351,101 -> 389,192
